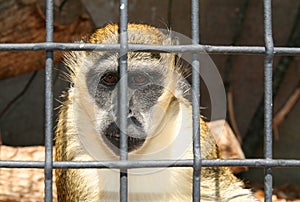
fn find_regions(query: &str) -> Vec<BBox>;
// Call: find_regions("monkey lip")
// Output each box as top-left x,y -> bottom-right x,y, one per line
102,122 -> 146,155
105,134 -> 146,152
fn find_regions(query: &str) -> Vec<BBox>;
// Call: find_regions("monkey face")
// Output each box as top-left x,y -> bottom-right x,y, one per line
80,51 -> 179,156
95,69 -> 165,155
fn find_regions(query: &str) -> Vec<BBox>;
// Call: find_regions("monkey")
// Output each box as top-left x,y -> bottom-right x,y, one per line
55,24 -> 257,201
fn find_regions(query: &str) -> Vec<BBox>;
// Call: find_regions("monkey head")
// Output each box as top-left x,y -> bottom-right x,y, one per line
64,24 -> 191,160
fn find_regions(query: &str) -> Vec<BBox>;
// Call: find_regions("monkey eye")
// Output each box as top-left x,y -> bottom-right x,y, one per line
134,74 -> 146,83
132,73 -> 148,86
101,73 -> 119,86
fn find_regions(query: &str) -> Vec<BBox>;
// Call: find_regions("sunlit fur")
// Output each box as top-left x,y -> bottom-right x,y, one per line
55,24 -> 257,201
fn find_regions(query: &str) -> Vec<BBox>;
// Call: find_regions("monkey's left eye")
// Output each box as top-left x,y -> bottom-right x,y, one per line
100,73 -> 119,86
132,73 -> 148,85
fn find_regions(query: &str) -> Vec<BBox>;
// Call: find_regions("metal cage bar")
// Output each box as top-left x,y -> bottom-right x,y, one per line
1,43 -> 299,54
119,0 -> 129,201
263,0 -> 274,201
44,0 -> 54,202
2,158 -> 300,169
191,0 -> 201,201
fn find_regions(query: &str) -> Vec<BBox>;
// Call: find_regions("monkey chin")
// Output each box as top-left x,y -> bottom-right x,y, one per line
102,121 -> 147,155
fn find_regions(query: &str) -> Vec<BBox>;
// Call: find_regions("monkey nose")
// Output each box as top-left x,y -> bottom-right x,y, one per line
128,109 -> 133,117
128,116 -> 143,128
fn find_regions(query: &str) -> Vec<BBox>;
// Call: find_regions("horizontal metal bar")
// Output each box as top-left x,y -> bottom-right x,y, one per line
1,159 -> 300,169
0,43 -> 299,54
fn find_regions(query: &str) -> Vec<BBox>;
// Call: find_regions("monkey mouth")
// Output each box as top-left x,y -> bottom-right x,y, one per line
102,121 -> 146,155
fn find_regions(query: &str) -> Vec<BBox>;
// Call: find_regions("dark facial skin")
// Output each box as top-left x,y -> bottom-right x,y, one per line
86,67 -> 165,155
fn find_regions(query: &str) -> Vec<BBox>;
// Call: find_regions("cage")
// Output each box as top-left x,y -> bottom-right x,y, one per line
0,0 -> 300,201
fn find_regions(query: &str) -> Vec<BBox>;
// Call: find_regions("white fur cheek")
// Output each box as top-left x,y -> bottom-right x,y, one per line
70,83 -> 114,159
140,112 -> 150,133
143,103 -> 168,136
72,68 -> 99,122
73,101 -> 117,160
94,109 -> 111,134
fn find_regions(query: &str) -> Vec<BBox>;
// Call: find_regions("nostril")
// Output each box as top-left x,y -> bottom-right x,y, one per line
128,109 -> 133,117
129,116 -> 142,127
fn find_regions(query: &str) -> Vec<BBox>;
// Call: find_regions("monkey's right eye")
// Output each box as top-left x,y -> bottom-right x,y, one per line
100,73 -> 119,86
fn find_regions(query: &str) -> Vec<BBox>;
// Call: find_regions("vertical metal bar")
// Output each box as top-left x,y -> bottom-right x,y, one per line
191,0 -> 201,201
44,0 -> 54,202
119,0 -> 128,202
263,0 -> 274,201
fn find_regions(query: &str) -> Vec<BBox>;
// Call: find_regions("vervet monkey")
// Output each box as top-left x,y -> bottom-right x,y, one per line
55,24 -> 257,201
